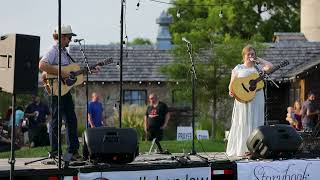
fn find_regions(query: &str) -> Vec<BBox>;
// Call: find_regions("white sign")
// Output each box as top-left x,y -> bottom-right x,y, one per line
177,126 -> 192,141
196,130 -> 209,140
237,159 -> 320,180
78,167 -> 211,180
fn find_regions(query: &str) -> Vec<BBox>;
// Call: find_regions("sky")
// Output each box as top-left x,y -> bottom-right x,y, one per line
0,0 -> 171,55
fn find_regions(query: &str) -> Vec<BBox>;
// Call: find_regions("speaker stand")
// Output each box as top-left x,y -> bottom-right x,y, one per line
9,93 -> 16,180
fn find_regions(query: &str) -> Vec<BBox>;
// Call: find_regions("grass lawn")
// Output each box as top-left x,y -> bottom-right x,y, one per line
0,140 -> 225,159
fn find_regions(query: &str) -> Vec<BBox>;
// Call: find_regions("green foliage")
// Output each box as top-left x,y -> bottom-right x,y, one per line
128,38 -> 152,45
77,123 -> 86,137
196,105 -> 228,141
168,0 -> 300,42
161,25 -> 266,138
196,112 -> 212,133
120,104 -> 147,141
213,120 -> 227,140
162,35 -> 259,107
0,92 -> 34,118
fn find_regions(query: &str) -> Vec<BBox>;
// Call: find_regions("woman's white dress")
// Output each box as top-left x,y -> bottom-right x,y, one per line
226,64 -> 265,157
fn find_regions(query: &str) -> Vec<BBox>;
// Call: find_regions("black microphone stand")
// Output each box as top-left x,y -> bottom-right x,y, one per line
75,40 -> 91,160
253,61 -> 279,125
57,0 -> 63,172
119,0 -> 125,128
75,40 -> 91,129
183,41 -> 208,162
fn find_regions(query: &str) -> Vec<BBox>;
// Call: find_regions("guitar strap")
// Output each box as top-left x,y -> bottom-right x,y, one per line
66,52 -> 76,63
54,46 -> 77,64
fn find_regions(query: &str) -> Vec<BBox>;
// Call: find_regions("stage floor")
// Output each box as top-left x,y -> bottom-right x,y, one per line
0,152 -> 238,179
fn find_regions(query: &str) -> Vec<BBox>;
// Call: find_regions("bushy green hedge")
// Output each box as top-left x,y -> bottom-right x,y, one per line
121,104 -> 146,141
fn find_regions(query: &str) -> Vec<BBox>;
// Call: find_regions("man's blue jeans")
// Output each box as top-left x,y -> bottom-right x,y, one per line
50,92 -> 79,154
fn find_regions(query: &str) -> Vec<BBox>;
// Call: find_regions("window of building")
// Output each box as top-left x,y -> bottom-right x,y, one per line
123,90 -> 147,105
289,83 -> 300,106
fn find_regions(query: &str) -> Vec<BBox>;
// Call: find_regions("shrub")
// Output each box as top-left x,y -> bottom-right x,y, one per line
121,104 -> 146,141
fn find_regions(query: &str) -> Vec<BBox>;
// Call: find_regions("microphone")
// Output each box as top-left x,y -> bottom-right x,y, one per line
249,54 -> 256,62
182,37 -> 191,44
74,39 -> 84,43
249,57 -> 256,62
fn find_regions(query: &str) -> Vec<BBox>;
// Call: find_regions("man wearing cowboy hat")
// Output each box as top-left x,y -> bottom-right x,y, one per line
39,25 -> 81,160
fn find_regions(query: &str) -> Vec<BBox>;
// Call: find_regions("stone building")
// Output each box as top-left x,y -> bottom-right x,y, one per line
69,11 -> 176,126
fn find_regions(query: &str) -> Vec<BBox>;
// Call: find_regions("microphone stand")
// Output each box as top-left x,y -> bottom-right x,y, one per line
253,61 -> 279,124
9,94 -> 16,180
76,40 -> 91,129
76,40 -> 91,161
182,41 -> 208,162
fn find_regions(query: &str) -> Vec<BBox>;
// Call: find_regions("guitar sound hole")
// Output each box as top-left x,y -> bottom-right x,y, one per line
66,78 -> 77,86
249,80 -> 256,91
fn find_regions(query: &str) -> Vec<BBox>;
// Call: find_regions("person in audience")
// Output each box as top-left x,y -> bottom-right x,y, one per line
286,106 -> 298,129
293,100 -> 302,130
301,91 -> 320,132
144,93 -> 170,154
2,106 -> 12,131
88,92 -> 104,128
8,106 -> 24,147
24,95 -> 50,147
0,123 -> 11,152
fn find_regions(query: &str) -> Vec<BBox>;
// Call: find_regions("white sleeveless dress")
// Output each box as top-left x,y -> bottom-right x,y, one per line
226,64 -> 265,157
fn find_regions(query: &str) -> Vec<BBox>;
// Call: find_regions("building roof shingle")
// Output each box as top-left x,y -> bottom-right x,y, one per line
69,45 -> 174,82
69,33 -> 320,82
263,40 -> 320,80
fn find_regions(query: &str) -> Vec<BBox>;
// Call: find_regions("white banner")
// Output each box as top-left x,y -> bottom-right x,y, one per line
177,126 -> 192,141
237,159 -> 320,180
196,130 -> 209,140
78,167 -> 211,180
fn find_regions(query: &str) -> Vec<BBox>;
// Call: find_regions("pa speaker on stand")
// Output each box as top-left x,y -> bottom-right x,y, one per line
0,34 -> 40,94
246,124 -> 302,159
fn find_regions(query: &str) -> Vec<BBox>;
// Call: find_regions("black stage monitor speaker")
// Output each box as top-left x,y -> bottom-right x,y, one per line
84,127 -> 139,163
246,124 -> 302,159
0,34 -> 40,94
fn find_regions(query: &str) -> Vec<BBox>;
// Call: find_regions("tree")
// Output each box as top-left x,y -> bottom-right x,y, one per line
162,0 -> 291,138
128,38 -> 152,45
168,0 -> 300,43
162,34 -> 265,138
